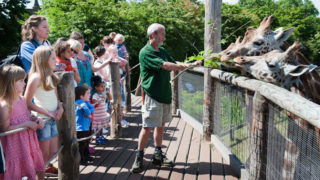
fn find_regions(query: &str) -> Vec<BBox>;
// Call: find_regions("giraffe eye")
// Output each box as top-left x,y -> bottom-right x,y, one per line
266,62 -> 276,68
253,40 -> 264,46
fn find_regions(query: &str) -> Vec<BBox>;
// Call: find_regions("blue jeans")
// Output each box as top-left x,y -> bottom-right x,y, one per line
36,118 -> 58,141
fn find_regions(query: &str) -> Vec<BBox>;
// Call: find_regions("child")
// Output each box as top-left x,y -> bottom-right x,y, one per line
54,38 -> 81,84
91,76 -> 110,144
93,45 -> 113,83
24,46 -> 64,175
114,34 -> 129,61
75,84 -> 95,165
0,65 -> 45,180
107,45 -> 129,127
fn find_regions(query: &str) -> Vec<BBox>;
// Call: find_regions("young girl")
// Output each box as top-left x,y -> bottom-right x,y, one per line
93,45 -> 113,83
107,45 -> 129,127
0,65 -> 45,180
91,76 -> 111,144
24,46 -> 64,174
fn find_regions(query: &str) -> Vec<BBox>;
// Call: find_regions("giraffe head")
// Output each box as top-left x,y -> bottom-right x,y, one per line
233,42 -> 318,88
220,15 -> 294,62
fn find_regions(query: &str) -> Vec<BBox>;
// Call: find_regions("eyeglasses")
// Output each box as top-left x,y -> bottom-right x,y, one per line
71,49 -> 78,54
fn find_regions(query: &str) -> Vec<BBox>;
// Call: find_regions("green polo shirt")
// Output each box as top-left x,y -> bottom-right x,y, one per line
139,43 -> 176,104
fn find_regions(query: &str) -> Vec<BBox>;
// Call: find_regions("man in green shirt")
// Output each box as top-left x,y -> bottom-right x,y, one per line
131,23 -> 200,173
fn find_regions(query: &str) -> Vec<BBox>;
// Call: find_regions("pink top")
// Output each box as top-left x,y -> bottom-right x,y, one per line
0,97 -> 45,180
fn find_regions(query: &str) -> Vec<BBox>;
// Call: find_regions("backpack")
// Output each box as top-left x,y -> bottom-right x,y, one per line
0,40 -> 39,69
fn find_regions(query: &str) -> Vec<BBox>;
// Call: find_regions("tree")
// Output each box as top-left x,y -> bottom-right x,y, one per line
0,0 -> 29,59
238,0 -> 320,64
40,0 -> 204,86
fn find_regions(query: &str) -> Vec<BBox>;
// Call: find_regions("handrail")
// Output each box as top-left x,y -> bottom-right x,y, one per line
210,68 -> 320,129
0,118 -> 51,137
45,145 -> 64,166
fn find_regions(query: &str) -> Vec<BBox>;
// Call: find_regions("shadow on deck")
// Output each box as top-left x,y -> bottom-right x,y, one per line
49,95 -> 239,180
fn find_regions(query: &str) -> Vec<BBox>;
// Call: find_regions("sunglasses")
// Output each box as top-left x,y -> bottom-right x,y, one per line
71,49 -> 78,54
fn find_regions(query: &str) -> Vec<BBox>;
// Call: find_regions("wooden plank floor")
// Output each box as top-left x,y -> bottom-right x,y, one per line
47,95 -> 239,180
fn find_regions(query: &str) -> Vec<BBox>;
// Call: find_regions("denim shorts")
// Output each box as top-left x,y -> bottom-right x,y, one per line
141,94 -> 172,127
36,118 -> 59,141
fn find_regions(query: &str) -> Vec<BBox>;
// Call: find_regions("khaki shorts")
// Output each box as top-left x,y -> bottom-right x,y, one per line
142,94 -> 172,127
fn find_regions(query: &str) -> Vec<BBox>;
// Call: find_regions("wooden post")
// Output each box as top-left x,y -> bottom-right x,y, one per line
124,63 -> 131,112
171,70 -> 179,115
203,0 -> 221,141
56,72 -> 80,180
249,92 -> 268,180
109,62 -> 122,138
135,75 -> 142,96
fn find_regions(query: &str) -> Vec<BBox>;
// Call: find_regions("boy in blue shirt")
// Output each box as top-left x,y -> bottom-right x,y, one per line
75,84 -> 95,165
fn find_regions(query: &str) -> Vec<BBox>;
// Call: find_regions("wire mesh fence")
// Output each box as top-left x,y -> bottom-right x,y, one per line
213,82 -> 252,170
178,70 -> 204,123
266,103 -> 320,180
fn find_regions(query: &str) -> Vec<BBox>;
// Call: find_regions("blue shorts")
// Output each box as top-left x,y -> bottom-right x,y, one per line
36,118 -> 59,141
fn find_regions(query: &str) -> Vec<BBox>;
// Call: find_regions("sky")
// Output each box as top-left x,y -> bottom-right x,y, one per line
26,0 -> 320,12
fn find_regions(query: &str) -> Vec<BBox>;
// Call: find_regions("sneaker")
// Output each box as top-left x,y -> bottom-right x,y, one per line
80,159 -> 88,165
86,156 -> 94,162
131,154 -> 144,173
45,164 -> 58,176
89,147 -> 95,154
96,138 -> 105,145
121,120 -> 129,127
99,136 -> 108,142
152,150 -> 175,167
102,128 -> 109,135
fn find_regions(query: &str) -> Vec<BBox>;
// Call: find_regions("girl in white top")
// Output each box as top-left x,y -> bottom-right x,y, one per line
24,46 -> 64,172
93,45 -> 113,83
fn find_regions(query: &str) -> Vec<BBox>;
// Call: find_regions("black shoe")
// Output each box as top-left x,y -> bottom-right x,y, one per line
86,156 -> 94,162
152,150 -> 175,167
131,154 -> 144,173
80,159 -> 88,165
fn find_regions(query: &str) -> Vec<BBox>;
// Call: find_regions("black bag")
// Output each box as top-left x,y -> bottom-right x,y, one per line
0,40 -> 39,69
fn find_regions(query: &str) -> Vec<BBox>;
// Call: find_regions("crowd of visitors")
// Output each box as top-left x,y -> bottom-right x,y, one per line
0,14 -> 132,179
0,14 -> 197,179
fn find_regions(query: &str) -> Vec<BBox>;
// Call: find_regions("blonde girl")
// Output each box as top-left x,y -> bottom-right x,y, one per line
24,46 -> 64,174
0,65 -> 45,180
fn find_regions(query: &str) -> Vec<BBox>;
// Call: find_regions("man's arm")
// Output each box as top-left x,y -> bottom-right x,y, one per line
161,61 -> 202,71
161,62 -> 188,71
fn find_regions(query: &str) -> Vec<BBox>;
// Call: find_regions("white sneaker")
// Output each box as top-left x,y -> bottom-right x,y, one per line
102,128 -> 109,134
121,120 -> 129,127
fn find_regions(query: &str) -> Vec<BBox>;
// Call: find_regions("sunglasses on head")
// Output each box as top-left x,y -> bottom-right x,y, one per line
71,49 -> 78,54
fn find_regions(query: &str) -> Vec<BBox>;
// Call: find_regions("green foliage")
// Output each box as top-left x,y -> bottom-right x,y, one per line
221,3 -> 260,50
0,0 -> 30,59
40,0 -> 204,86
181,90 -> 203,121
238,0 -> 320,64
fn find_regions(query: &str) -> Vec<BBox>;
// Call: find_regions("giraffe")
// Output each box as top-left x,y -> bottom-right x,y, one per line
219,15 -> 294,63
233,42 -> 320,180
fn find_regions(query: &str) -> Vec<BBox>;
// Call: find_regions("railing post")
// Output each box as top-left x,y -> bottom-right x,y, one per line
135,75 -> 142,96
171,70 -> 179,115
124,63 -> 131,112
56,72 -> 80,180
249,91 -> 269,180
203,67 -> 214,141
203,0 -> 221,141
109,62 -> 122,138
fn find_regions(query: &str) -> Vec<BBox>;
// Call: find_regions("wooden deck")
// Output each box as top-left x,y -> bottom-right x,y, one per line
51,95 -> 238,180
